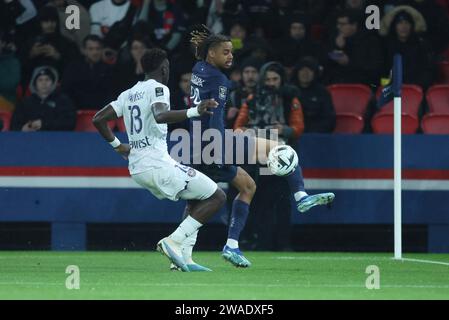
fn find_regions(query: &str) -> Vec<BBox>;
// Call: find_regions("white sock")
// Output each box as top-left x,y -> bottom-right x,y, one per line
294,191 -> 308,202
169,216 -> 202,244
226,239 -> 239,249
182,230 -> 198,264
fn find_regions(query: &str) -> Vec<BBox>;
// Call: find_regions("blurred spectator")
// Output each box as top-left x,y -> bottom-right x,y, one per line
234,61 -> 304,251
20,6 -> 80,86
168,70 -> 192,132
206,0 -> 246,35
178,0 -> 208,26
274,14 -> 326,71
138,0 -> 186,53
241,0 -> 276,38
380,6 -> 434,89
0,31 -> 21,112
11,66 -> 76,131
113,34 -> 151,93
234,61 -> 304,144
324,9 -> 383,85
227,20 -> 248,60
0,0 -> 37,50
61,35 -> 114,110
227,57 -> 263,128
89,0 -> 131,38
291,57 -> 336,133
47,0 -> 91,50
384,0 -> 449,55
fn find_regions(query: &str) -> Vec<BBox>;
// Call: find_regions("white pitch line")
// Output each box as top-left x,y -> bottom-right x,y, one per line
1,282 -> 449,289
398,258 -> 449,267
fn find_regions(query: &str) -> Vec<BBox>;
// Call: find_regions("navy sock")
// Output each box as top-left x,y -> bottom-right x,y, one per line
286,165 -> 306,194
227,199 -> 250,241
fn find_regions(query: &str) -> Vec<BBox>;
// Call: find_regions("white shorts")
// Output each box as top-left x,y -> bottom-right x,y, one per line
131,158 -> 217,202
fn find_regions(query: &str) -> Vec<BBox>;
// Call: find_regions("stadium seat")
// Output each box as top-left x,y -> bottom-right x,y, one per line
426,85 -> 449,114
0,111 -> 12,131
334,113 -> 365,134
437,61 -> 449,84
327,84 -> 372,133
422,114 -> 449,134
371,85 -> 423,134
371,113 -> 419,134
75,110 -> 115,132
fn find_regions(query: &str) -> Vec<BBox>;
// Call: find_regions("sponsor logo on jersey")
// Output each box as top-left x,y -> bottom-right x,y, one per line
155,87 -> 164,97
129,91 -> 145,102
191,74 -> 205,87
219,86 -> 227,100
130,136 -> 152,149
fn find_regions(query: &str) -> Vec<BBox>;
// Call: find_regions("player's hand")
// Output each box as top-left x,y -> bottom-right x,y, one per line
114,143 -> 130,160
197,99 -> 218,116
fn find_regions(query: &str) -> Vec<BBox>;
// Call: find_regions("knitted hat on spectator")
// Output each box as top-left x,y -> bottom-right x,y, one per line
240,57 -> 264,72
34,67 -> 56,84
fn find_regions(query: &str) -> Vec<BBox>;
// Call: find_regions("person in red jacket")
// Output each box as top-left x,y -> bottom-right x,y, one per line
233,61 -> 304,251
234,61 -> 304,144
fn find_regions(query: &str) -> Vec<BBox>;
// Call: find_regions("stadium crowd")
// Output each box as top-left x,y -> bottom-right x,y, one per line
0,0 -> 448,133
1,0 -> 449,250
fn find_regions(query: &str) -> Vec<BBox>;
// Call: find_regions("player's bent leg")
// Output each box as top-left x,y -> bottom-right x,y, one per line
222,167 -> 256,268
253,137 -> 336,213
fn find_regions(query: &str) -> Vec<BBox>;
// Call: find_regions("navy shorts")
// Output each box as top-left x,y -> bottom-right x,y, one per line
190,133 -> 255,183
192,164 -> 238,183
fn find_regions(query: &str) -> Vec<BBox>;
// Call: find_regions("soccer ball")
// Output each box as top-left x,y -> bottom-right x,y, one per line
267,145 -> 299,176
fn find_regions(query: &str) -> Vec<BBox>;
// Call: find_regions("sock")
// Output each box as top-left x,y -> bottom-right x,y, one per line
181,230 -> 198,264
227,199 -> 250,246
286,165 -> 307,200
226,239 -> 239,249
170,215 -> 202,244
294,191 -> 308,202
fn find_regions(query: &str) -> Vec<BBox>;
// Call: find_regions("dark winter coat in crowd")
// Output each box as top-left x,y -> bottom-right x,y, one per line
383,34 -> 433,89
20,7 -> 80,84
62,58 -> 115,110
380,5 -> 434,89
113,61 -> 145,95
325,30 -> 383,85
11,66 -> 76,131
292,63 -> 336,133
275,36 -> 325,68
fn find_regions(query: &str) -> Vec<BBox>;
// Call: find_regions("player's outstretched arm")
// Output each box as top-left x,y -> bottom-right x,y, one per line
92,105 -> 130,160
152,99 -> 218,124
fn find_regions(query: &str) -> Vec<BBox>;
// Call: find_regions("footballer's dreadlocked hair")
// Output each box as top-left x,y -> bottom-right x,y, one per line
189,24 -> 231,61
141,47 -> 167,74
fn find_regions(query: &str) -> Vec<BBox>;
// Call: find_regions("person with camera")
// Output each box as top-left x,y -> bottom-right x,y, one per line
233,61 -> 305,251
20,6 -> 80,87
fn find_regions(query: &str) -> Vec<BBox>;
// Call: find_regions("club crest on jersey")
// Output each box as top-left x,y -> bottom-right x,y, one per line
155,87 -> 164,97
219,86 -> 227,100
187,168 -> 196,177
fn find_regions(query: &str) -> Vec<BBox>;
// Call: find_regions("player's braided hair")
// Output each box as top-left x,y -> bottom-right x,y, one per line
189,24 -> 231,61
141,48 -> 167,74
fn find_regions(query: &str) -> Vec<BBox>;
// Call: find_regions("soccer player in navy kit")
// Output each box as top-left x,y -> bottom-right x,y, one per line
179,26 -> 335,269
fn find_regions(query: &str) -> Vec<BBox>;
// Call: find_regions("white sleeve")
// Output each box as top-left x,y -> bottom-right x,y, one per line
110,93 -> 125,117
89,2 -> 103,37
149,85 -> 170,108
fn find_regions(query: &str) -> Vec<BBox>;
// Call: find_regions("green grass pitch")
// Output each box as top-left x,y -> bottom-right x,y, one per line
1,251 -> 448,299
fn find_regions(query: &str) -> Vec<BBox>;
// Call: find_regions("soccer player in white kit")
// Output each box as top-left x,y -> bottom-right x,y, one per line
92,48 -> 226,272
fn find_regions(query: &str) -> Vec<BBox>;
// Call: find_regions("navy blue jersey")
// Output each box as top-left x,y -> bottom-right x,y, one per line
190,61 -> 231,165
